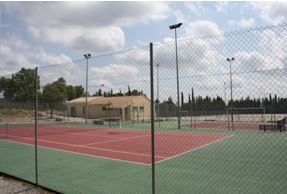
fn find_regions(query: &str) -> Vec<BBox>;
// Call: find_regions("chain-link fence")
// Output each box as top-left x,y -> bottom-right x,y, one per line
153,23 -> 287,194
1,23 -> 287,193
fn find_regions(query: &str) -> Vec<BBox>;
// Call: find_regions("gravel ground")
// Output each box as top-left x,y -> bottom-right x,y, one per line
0,174 -> 56,194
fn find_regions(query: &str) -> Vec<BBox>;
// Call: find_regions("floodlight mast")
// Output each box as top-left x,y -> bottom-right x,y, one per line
169,23 -> 182,129
227,57 -> 235,130
84,53 -> 91,124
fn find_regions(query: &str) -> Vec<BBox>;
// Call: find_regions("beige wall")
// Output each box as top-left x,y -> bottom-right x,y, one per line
130,96 -> 151,121
67,96 -> 151,121
68,104 -> 85,118
88,104 -> 122,119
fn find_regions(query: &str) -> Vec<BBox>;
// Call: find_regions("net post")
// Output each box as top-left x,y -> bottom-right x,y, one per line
5,122 -> 8,136
150,42 -> 156,194
34,67 -> 39,185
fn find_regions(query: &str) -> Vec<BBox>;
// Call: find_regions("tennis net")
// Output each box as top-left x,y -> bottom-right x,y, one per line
0,118 -> 121,138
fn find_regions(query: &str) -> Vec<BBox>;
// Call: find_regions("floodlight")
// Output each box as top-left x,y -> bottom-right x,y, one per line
169,23 -> 182,30
84,53 -> 91,59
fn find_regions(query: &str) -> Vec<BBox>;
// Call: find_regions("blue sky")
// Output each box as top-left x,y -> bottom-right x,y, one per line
1,1 -> 287,101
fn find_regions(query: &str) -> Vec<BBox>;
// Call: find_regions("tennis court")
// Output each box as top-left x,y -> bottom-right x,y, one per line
1,123 -> 287,193
0,122 -> 231,164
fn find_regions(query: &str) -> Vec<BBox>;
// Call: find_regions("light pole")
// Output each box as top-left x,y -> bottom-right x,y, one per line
224,82 -> 228,125
84,53 -> 91,124
156,63 -> 160,127
169,22 -> 182,129
224,82 -> 227,106
227,57 -> 235,130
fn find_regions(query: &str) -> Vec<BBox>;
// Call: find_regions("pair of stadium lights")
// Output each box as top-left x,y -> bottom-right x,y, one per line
81,23 -> 183,129
169,23 -> 235,130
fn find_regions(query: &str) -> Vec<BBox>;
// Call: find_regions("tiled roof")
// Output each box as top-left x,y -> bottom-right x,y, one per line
67,96 -> 149,108
66,97 -> 101,104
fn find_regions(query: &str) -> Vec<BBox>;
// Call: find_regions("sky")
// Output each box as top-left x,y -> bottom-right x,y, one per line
1,1 -> 287,102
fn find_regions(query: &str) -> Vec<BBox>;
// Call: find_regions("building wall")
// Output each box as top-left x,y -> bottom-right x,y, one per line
67,96 -> 151,121
130,96 -> 151,121
68,104 -> 86,118
88,104 -> 122,119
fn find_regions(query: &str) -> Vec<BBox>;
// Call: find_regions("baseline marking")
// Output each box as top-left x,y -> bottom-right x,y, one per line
155,135 -> 233,164
0,138 -> 150,165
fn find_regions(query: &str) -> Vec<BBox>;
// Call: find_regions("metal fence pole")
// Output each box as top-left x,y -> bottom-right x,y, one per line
150,42 -> 156,194
34,67 -> 38,185
85,58 -> 89,124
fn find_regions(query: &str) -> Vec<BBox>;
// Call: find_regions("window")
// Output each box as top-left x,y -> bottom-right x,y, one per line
71,107 -> 76,116
139,106 -> 144,112
103,104 -> 113,111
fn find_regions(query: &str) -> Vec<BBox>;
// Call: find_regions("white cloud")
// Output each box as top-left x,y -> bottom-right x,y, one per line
90,64 -> 139,79
184,20 -> 224,43
0,45 -> 34,75
228,18 -> 255,28
88,64 -> 145,94
174,10 -> 187,23
239,18 -> 255,27
34,49 -> 74,67
251,2 -> 287,24
234,51 -> 267,71
114,47 -> 150,67
0,35 -> 76,85
184,2 -> 205,15
29,26 -> 125,53
258,29 -> 287,69
215,2 -> 230,12
9,2 -> 169,52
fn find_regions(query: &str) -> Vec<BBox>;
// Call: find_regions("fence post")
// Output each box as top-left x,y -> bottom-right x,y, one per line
34,67 -> 39,185
150,42 -> 155,194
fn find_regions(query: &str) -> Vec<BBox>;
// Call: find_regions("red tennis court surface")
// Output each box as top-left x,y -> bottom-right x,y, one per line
0,124 -> 231,165
183,122 -> 260,131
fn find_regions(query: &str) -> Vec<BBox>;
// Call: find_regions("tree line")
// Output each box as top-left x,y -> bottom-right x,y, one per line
2,68 -> 287,118
0,68 -> 144,117
157,88 -> 287,117
93,85 -> 144,97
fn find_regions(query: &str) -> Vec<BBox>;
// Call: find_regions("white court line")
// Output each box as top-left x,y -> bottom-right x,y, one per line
0,138 -> 149,166
2,134 -> 165,159
83,134 -> 150,146
155,135 -> 234,164
50,131 -> 121,139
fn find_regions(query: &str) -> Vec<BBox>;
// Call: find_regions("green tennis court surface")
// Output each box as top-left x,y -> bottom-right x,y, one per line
1,122 -> 286,194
